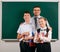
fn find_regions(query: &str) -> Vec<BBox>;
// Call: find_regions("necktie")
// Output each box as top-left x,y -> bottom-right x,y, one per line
34,17 -> 37,29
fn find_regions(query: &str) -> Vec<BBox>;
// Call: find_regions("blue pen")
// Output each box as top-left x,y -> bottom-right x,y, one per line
29,32 -> 34,42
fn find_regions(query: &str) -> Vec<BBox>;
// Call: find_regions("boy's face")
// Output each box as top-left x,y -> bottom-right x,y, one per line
33,7 -> 41,16
38,18 -> 46,28
24,13 -> 31,22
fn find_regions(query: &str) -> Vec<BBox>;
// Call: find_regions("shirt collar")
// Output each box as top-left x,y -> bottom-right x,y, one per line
40,26 -> 47,30
34,15 -> 42,18
24,21 -> 32,25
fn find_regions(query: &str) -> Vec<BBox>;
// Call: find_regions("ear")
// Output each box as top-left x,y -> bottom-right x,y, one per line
40,9 -> 41,14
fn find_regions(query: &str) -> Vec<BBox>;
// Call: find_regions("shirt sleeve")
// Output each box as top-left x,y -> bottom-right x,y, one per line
17,25 -> 22,34
40,30 -> 52,42
19,38 -> 24,41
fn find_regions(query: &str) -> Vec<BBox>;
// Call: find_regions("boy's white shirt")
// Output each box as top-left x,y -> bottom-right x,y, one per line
34,26 -> 52,43
17,22 -> 34,42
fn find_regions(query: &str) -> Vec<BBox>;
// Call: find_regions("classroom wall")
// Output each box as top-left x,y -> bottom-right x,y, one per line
0,2 -> 60,52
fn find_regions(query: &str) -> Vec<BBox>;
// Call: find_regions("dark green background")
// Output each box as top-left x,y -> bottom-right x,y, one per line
2,2 -> 58,39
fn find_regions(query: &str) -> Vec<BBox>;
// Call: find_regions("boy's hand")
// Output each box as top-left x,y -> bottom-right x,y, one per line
22,32 -> 30,36
24,37 -> 33,41
24,37 -> 30,41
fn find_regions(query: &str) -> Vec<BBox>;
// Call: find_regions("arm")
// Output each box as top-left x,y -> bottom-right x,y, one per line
17,33 -> 25,41
17,26 -> 27,41
24,32 -> 34,41
24,36 -> 34,41
34,31 -> 41,43
47,21 -> 52,31
17,33 -> 24,39
34,31 -> 37,43
17,32 -> 33,41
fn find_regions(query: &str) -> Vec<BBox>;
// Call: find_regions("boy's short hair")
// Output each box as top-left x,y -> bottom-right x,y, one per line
38,17 -> 47,21
24,11 -> 30,14
33,6 -> 40,9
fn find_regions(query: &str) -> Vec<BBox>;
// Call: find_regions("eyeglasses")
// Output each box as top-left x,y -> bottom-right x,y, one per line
34,9 -> 40,11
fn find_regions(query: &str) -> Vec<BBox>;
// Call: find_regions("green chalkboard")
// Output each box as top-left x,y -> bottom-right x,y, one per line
2,2 -> 58,39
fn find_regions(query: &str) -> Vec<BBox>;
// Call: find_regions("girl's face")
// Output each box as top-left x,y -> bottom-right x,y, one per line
38,18 -> 46,28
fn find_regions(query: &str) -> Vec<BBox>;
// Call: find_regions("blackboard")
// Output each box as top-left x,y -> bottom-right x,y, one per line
2,2 -> 58,39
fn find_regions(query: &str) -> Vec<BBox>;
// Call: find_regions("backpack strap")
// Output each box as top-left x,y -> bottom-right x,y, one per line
37,28 -> 40,33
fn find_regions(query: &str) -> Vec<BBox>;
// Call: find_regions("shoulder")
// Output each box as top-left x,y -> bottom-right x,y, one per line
19,22 -> 25,27
30,16 -> 35,22
31,16 -> 34,19
46,27 -> 52,34
30,17 -> 35,23
40,16 -> 43,17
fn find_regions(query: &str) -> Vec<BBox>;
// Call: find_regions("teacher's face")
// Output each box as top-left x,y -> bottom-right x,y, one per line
33,7 -> 41,16
24,13 -> 31,22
